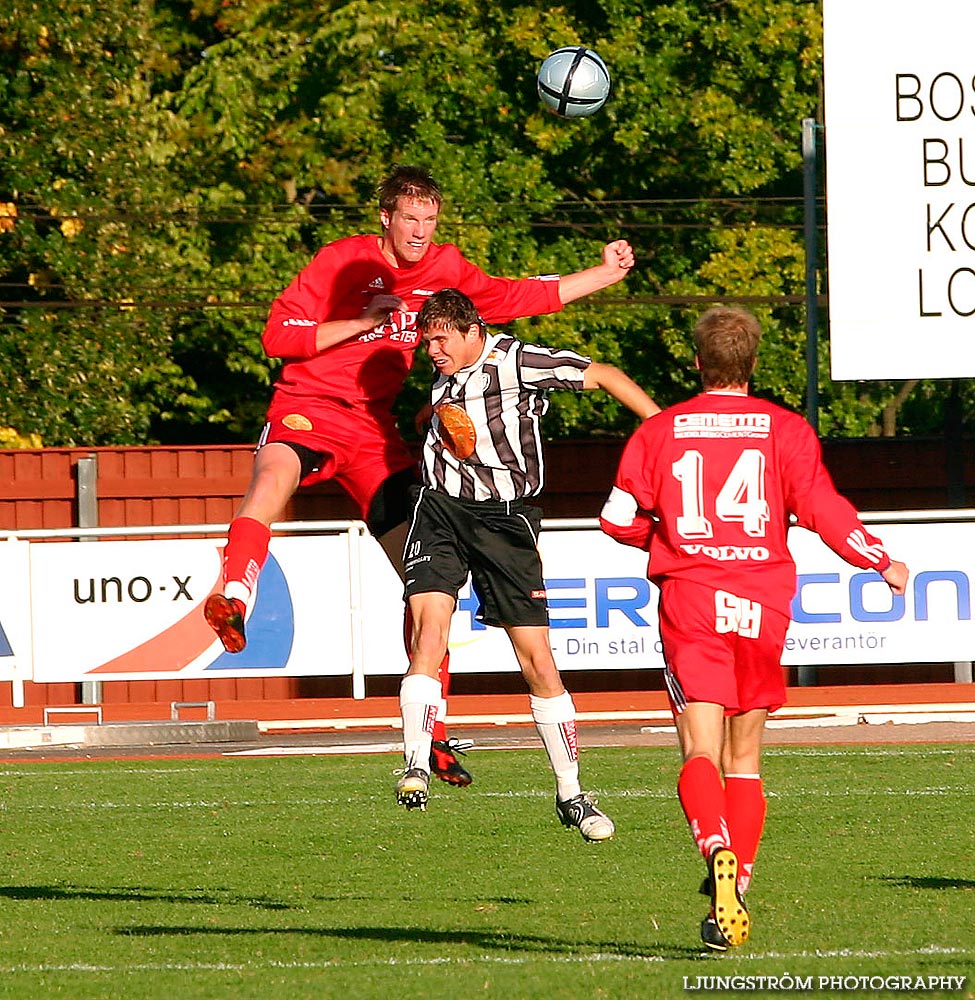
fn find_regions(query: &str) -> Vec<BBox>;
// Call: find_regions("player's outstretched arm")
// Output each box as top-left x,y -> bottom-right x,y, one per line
583,361 -> 660,419
881,559 -> 910,595
557,239 -> 634,305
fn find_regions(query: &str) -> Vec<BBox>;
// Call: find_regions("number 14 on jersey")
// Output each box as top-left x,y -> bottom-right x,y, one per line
672,449 -> 770,540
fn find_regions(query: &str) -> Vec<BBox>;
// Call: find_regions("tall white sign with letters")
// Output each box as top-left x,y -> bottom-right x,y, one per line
823,0 -> 975,380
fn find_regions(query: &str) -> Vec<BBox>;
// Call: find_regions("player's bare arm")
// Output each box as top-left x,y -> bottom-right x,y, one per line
313,293 -> 405,351
583,361 -> 660,419
557,239 -> 635,304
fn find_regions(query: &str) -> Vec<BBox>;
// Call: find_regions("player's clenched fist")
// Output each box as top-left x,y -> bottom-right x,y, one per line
603,239 -> 634,275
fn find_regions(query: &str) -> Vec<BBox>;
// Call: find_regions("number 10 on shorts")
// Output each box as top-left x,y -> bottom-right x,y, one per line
715,590 -> 762,638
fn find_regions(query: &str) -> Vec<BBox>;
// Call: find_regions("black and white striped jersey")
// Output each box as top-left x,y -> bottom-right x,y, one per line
422,332 -> 590,501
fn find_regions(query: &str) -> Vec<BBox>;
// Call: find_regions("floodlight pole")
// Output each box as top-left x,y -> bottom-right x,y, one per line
802,117 -> 820,434
800,118 -> 820,688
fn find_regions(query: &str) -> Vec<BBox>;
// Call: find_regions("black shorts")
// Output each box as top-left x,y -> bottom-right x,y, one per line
403,486 -> 549,628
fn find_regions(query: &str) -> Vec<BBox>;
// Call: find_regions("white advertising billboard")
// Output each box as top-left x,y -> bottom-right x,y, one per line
29,535 -> 359,681
823,0 -> 975,379
443,522 -> 975,673
11,519 -> 975,687
0,539 -> 32,683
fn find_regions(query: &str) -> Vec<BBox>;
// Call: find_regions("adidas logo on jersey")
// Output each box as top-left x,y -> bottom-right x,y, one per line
367,276 -> 386,290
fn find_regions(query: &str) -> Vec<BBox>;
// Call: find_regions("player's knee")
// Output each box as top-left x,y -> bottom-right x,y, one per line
253,443 -> 303,492
256,464 -> 296,496
518,656 -> 563,697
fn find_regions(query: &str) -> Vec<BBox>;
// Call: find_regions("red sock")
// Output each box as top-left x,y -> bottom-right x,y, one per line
725,775 -> 766,894
432,650 -> 450,743
402,604 -> 414,653
404,605 -> 451,744
677,755 -> 730,861
223,517 -> 271,598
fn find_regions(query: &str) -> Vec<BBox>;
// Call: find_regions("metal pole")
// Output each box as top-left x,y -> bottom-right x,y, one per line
802,117 -> 820,435
77,454 -> 103,705
76,454 -> 98,532
945,379 -> 966,507
799,118 -> 821,688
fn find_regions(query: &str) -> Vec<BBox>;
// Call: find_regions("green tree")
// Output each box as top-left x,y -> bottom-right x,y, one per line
2,1 -> 960,445
153,0 -> 828,439
0,1 -> 229,443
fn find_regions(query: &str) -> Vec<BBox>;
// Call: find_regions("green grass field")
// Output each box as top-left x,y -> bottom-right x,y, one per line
0,743 -> 972,1000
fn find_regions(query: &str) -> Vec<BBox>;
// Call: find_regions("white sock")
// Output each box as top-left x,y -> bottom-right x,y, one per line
530,691 -> 581,801
224,581 -> 250,605
399,673 -> 441,773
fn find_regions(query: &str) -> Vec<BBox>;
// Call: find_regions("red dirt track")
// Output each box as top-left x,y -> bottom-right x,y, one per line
4,681 -> 969,727
0,682 -> 971,760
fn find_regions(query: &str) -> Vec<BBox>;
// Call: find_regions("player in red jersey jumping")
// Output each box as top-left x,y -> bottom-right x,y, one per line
205,165 -> 638,785
599,306 -> 909,951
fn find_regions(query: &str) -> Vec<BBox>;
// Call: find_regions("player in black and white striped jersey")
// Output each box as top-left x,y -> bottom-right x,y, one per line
395,288 -> 659,841
422,328 -> 598,501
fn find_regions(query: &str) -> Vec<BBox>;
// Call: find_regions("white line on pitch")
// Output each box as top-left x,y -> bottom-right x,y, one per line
0,944 -> 968,975
4,783 -> 973,812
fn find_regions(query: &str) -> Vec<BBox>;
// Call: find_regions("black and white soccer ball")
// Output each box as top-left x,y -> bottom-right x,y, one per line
537,46 -> 611,118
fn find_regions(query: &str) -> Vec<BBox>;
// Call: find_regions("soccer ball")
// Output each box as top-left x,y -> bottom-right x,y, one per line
537,46 -> 611,118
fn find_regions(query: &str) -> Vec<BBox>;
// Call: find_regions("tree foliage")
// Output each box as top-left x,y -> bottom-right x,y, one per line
0,0 -> 964,446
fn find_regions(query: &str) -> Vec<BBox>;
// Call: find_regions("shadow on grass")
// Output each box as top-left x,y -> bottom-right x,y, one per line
310,895 -> 536,906
880,875 -> 975,891
115,923 -> 704,960
0,885 -> 296,910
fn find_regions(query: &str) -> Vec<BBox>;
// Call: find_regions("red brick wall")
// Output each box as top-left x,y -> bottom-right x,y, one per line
1,438 -> 970,531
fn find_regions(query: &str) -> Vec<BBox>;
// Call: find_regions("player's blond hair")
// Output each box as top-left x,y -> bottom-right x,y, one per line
378,165 -> 442,214
693,307 -> 762,389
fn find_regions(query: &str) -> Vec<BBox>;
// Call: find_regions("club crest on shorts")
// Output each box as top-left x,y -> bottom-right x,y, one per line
282,413 -> 313,431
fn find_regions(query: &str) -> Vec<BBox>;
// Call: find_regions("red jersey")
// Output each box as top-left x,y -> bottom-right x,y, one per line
262,234 -> 563,410
600,391 -> 891,617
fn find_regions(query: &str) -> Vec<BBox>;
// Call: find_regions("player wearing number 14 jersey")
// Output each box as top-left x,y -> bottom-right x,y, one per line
600,307 -> 909,951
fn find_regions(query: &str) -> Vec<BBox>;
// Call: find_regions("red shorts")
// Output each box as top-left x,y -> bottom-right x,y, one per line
656,578 -> 788,716
259,392 -> 415,518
